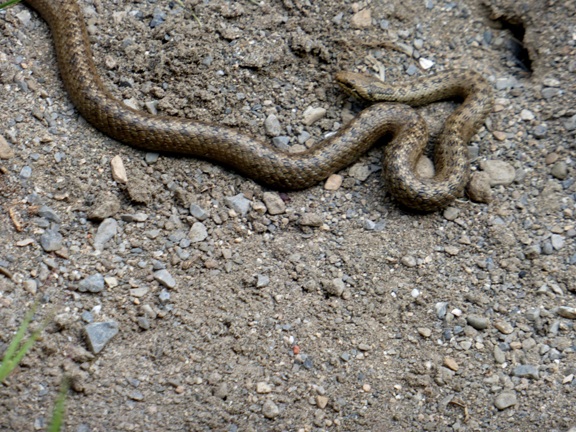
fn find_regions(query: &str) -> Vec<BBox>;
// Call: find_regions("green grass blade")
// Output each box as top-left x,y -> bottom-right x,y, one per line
48,377 -> 70,432
0,0 -> 22,9
0,302 -> 38,382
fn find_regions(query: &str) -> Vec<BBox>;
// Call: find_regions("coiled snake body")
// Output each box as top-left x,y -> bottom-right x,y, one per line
23,0 -> 493,211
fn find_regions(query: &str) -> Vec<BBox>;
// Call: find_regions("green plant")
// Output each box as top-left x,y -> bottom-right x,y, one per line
0,0 -> 22,10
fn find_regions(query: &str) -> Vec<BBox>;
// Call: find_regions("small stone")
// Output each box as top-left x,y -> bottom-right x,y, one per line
154,269 -> 176,289
302,106 -> 327,125
19,166 -> 32,179
513,364 -> 539,379
324,174 -> 343,191
189,204 -> 209,221
416,156 -> 435,178
467,315 -> 489,330
494,391 -> 517,410
88,194 -> 121,221
316,395 -> 329,409
419,57 -> 434,70
492,130 -> 507,141
78,273 -> 105,293
350,8 -> 372,28
189,222 -> 208,243
551,161 -> 568,180
435,302 -> 448,319
40,230 -> 63,252
300,213 -> 323,227
443,207 -> 460,221
0,135 -> 14,159
443,357 -> 459,371
84,321 -> 119,354
551,234 -> 565,250
445,246 -> 459,256
23,279 -> 37,294
264,114 -> 282,136
493,320 -> 514,334
480,160 -> 516,186
224,193 -> 251,216
120,213 -> 148,223
520,109 -> 535,121
262,399 -> 280,419
110,155 -> 128,183
256,382 -> 272,394
213,383 -> 229,399
467,171 -> 492,203
137,317 -> 150,330
129,390 -> 144,401
401,255 -> 417,268
145,152 -> 160,164
563,114 -> 576,131
325,278 -> 345,297
557,306 -> 576,319
256,274 -> 270,288
262,192 -> 286,215
349,163 -> 372,181
533,124 -> 548,138
418,327 -> 432,338
93,218 -> 118,251
494,345 -> 506,364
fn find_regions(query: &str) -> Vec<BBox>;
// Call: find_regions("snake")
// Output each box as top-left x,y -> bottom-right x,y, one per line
21,0 -> 493,211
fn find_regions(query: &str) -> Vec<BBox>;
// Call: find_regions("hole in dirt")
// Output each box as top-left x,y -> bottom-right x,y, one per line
488,13 -> 533,75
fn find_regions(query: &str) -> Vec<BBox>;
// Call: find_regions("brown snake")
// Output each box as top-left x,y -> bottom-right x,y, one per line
22,0 -> 493,211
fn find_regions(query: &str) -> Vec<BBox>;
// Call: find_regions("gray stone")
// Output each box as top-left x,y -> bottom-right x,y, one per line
557,306 -> 576,319
225,193 -> 251,216
84,321 -> 119,354
300,213 -> 323,227
38,205 -> 61,223
262,399 -> 280,419
262,192 -> 286,215
551,161 -> 568,180
443,207 -> 460,221
78,273 -> 105,293
154,269 -> 176,289
467,171 -> 492,204
40,230 -> 63,252
349,163 -> 372,181
272,136 -> 290,151
264,114 -> 282,136
563,114 -> 576,131
401,255 -> 417,268
494,391 -> 517,410
256,274 -> 270,288
435,302 -> 448,319
533,124 -> 548,138
94,218 -> 118,251
467,315 -> 489,330
145,152 -> 160,164
189,204 -> 209,221
88,194 -> 121,221
551,234 -> 565,250
324,278 -> 345,297
158,289 -> 171,303
480,160 -> 516,186
19,166 -> 32,179
0,135 -> 14,159
513,364 -> 539,379
120,213 -> 148,222
189,222 -> 208,243
494,345 -> 506,364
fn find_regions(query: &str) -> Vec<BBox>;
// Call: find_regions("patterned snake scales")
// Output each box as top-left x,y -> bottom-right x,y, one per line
24,0 -> 493,211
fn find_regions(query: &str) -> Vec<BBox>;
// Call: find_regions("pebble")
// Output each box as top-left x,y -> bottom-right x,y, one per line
557,306 -> 576,319
224,193 -> 251,216
493,319 -> 514,334
494,391 -> 517,410
324,174 -> 343,190
443,357 -> 459,371
418,327 -> 432,338
110,155 -> 128,183
349,163 -> 372,181
264,114 -> 282,136
0,135 -> 14,159
23,279 -> 37,294
520,109 -> 535,121
443,207 -> 460,221
300,213 -> 323,227
189,204 -> 209,221
493,345 -> 506,364
563,114 -> 576,131
256,382 -> 272,394
350,8 -> 371,28
551,161 -> 568,180
435,302 -> 448,319
513,364 -> 539,379
302,106 -> 327,126
84,321 -> 119,354
325,278 -> 345,297
466,315 -> 489,330
262,192 -> 285,215
316,395 -> 329,409
262,399 -> 280,419
121,213 -> 148,223
78,273 -> 105,293
256,274 -> 270,288
466,172 -> 493,203
479,160 -> 516,186
20,166 -> 32,179
419,57 -> 434,69
88,194 -> 121,221
416,156 -> 435,178
533,124 -> 548,138
551,234 -> 564,250
154,269 -> 176,289
40,230 -> 63,252
401,255 -> 417,268
93,218 -> 118,251
189,222 -> 208,243
145,152 -> 160,164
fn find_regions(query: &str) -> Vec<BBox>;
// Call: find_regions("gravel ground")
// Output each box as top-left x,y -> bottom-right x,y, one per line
1,0 -> 575,431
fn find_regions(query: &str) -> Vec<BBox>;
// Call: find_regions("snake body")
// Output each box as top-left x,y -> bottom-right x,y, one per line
23,0 -> 493,211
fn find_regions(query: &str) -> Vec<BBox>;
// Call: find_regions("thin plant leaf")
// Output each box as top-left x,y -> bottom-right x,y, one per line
0,0 -> 22,9
47,377 -> 70,432
0,302 -> 39,382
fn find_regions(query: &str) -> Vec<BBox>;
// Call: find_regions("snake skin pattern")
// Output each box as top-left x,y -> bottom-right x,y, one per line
23,0 -> 493,211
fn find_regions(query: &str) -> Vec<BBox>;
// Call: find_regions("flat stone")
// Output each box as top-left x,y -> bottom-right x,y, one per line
300,213 -> 323,227
551,161 -> 568,180
110,155 -> 128,183
88,194 -> 121,221
513,364 -> 539,379
189,222 -> 208,243
262,399 -> 280,419
264,114 -> 281,136
302,106 -> 327,125
349,163 -> 372,181
256,382 -> 272,394
85,321 -> 119,354
0,135 -> 14,159
78,273 -> 105,293
325,278 -> 345,297
324,174 -> 343,190
557,306 -> 576,319
493,319 -> 514,334
189,204 -> 209,221
467,171 -> 493,203
40,230 -> 63,252
494,391 -> 517,410
480,160 -> 516,186
256,274 -> 270,288
262,192 -> 286,215
350,8 -> 371,28
224,193 -> 251,216
316,395 -> 329,409
120,213 -> 148,222
467,315 -> 489,330
401,255 -> 417,268
154,269 -> 176,289
93,218 -> 118,251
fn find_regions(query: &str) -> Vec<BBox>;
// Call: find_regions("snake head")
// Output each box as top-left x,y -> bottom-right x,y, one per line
335,71 -> 382,101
